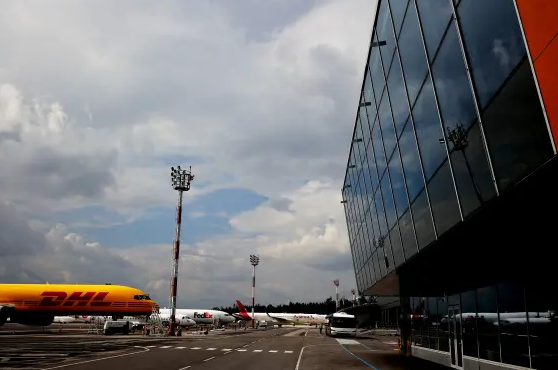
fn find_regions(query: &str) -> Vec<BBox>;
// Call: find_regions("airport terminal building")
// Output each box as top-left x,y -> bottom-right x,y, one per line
341,1 -> 558,369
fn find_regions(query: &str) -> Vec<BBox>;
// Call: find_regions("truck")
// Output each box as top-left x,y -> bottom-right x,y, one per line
103,320 -> 130,335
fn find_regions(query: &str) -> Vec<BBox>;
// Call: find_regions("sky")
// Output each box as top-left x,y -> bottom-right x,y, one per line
0,0 -> 377,309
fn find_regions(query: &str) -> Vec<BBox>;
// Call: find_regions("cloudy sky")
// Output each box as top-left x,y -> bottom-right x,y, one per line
0,0 -> 377,309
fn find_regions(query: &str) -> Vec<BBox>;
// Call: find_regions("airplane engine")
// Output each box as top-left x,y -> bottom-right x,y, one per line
13,314 -> 55,327
178,317 -> 196,327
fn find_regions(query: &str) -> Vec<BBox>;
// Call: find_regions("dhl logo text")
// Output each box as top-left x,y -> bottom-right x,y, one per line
39,291 -> 111,307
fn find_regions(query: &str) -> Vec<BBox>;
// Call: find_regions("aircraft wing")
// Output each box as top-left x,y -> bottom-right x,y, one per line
265,306 -> 289,322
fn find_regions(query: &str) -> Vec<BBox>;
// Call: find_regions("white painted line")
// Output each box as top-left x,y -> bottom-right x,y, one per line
203,356 -> 215,362
42,346 -> 150,370
222,348 -> 232,351
206,348 -> 216,350
176,347 -> 186,349
191,347 -> 201,350
269,350 -> 278,353
178,366 -> 191,370
146,346 -> 157,348
223,351 -> 232,355
335,338 -> 360,345
285,350 -> 293,353
160,346 -> 171,349
236,349 -> 247,352
253,350 -> 262,352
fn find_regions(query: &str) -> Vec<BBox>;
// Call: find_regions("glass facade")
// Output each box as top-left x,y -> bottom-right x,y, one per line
344,0 -> 554,297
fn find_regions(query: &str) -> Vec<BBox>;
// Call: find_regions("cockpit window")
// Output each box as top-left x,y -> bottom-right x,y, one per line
133,294 -> 151,300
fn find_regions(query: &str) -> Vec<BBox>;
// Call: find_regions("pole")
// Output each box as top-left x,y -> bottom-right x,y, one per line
169,190 -> 183,336
169,166 -> 194,336
252,264 -> 256,328
333,279 -> 340,312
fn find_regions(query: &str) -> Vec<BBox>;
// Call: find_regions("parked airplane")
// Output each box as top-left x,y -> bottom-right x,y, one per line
158,308 -> 235,325
232,300 -> 328,326
0,283 -> 158,327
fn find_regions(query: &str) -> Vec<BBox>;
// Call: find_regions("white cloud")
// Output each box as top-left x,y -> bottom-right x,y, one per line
0,0 -> 377,306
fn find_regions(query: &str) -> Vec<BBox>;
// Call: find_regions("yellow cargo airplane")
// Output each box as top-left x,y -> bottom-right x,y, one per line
0,283 -> 159,327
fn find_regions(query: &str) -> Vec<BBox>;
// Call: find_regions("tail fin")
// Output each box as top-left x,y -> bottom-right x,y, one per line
236,300 -> 248,313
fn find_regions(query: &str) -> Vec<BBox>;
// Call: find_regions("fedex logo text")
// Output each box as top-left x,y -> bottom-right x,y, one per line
193,312 -> 213,319
39,291 -> 111,307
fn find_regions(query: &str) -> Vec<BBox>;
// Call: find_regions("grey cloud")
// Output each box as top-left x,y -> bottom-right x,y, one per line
267,197 -> 293,213
0,202 -> 45,257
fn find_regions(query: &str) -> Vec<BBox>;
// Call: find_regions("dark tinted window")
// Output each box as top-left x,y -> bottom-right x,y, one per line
427,161 -> 461,236
410,188 -> 435,250
432,20 -> 496,216
415,0 -> 453,61
375,0 -> 396,70
458,0 -> 526,108
375,189 -> 389,237
460,290 -> 478,357
497,283 -> 529,367
477,285 -> 500,362
380,173 -> 396,230
388,148 -> 408,219
365,142 -> 380,196
389,225 -> 405,267
481,59 -> 554,191
399,208 -> 417,260
387,53 -> 409,136
412,75 -> 446,180
399,122 -> 423,201
369,40 -> 385,104
373,122 -> 387,180
379,92 -> 397,159
427,297 -> 439,350
438,296 -> 449,352
388,0 -> 409,38
397,0 -> 428,105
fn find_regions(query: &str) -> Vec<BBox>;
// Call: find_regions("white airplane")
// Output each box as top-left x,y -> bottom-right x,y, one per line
439,311 -> 554,326
232,300 -> 328,326
158,308 -> 235,325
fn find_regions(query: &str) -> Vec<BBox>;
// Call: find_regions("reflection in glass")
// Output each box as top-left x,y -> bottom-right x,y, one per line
412,75 -> 446,180
411,297 -> 423,345
388,147 -> 408,219
363,71 -> 375,109
477,285 -> 500,362
399,122 -> 423,201
375,190 -> 388,237
457,0 -> 526,108
460,290 -> 478,357
369,43 -> 385,104
365,142 -> 380,202
397,0 -> 428,105
525,282 -> 558,370
497,283 -> 529,368
481,59 -> 554,191
375,0 -> 395,70
410,188 -> 435,250
399,208 -> 417,260
427,161 -> 461,236
387,0 -> 409,37
359,106 -> 372,145
415,0 -> 453,61
389,225 -> 405,267
379,92 -> 397,159
438,297 -> 449,352
387,53 -> 409,137
373,123 -> 387,180
432,19 -> 496,216
380,173 -> 396,230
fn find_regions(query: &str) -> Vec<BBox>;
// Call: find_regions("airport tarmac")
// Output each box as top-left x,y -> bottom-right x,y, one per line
0,327 -> 451,370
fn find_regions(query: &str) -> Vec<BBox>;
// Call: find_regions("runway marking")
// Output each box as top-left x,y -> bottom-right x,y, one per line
176,347 -> 186,349
146,346 -> 157,348
191,347 -> 201,350
203,356 -> 215,362
335,338 -> 360,345
42,346 -> 151,370
285,350 -> 293,353
206,348 -> 216,350
178,366 -> 191,370
253,350 -> 262,352
269,350 -> 278,353
236,349 -> 247,352
160,346 -> 171,349
222,348 -> 232,351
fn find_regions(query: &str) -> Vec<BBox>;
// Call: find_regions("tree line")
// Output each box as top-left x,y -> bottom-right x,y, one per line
213,295 -> 378,314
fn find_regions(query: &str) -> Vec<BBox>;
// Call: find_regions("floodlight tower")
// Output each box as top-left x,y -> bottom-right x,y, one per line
168,165 -> 194,336
333,279 -> 340,311
351,289 -> 356,306
250,254 -> 260,329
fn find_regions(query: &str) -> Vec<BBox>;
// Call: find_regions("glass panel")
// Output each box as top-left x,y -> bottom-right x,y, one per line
415,0 -> 452,61
375,189 -> 388,237
438,296 -> 449,352
380,234 -> 394,272
380,173 -> 396,230
525,281 -> 558,370
376,0 -> 396,70
481,59 -> 554,191
399,121 -> 423,201
387,0 -> 409,38
372,250 -> 383,281
399,208 -> 417,260
458,0 -> 526,108
388,148 -> 408,219
460,290 -> 478,358
373,122 -> 387,181
427,297 -> 439,350
477,285 -> 500,362
421,298 -> 430,347
389,225 -> 405,267
432,20 -> 496,216
359,106 -> 372,145
497,283 -> 529,368
410,188 -> 435,250
412,74 -> 447,180
369,39 -> 385,104
363,212 -> 374,264
387,53 -> 409,137
427,161 -> 461,236
397,0 -> 428,105
370,198 -> 382,247
363,71 -> 375,108
379,91 -> 397,158
365,143 -> 380,200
